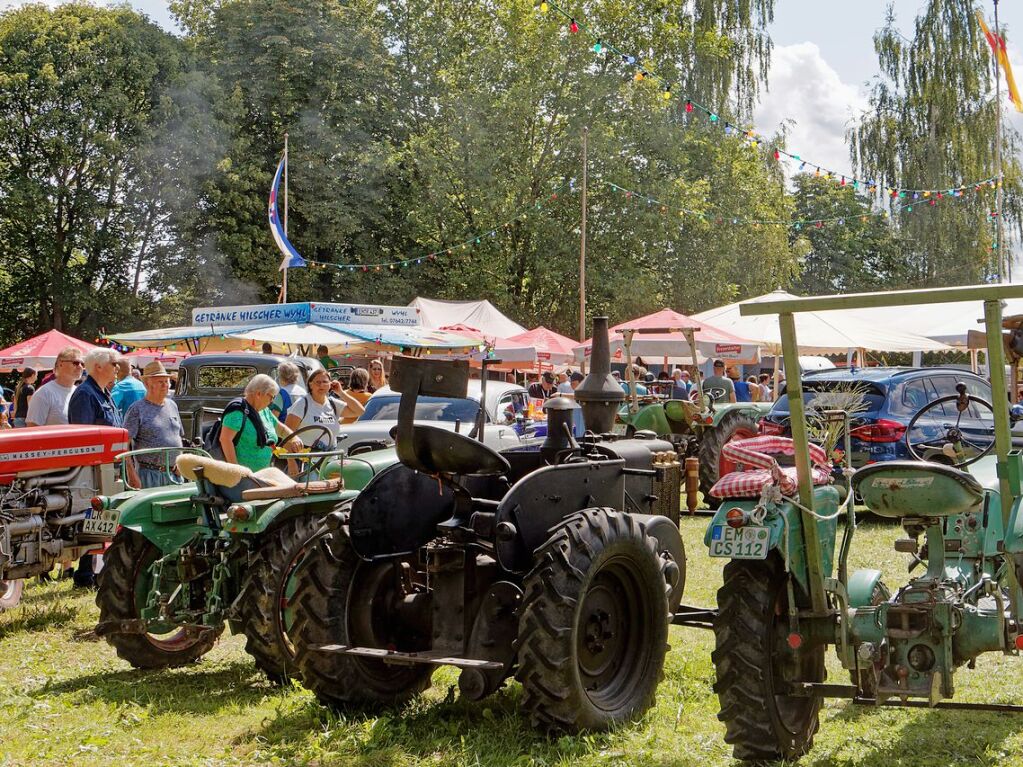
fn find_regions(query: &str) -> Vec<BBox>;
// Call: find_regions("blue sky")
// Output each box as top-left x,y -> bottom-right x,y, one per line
1,0 -> 1019,182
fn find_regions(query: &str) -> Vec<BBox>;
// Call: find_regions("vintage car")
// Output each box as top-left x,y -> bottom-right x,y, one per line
173,353 -> 323,441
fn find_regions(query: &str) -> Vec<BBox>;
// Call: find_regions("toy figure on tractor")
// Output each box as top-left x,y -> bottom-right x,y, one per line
615,325 -> 768,505
289,319 -> 687,730
703,284 -> 1023,762
92,427 -> 397,682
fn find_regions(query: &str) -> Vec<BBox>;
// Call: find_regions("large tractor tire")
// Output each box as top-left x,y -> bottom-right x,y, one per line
235,514 -> 321,684
0,578 -> 24,612
516,509 -> 671,731
290,526 -> 432,707
96,529 -> 222,668
699,409 -> 759,509
712,556 -> 825,761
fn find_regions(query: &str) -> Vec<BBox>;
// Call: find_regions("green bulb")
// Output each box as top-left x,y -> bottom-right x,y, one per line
593,41 -> 602,53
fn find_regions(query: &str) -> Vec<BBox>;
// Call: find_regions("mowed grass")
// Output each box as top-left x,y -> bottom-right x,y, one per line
5,517 -> 1023,766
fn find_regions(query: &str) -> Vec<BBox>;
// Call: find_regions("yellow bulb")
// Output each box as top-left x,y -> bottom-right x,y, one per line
663,90 -> 671,100
539,1 -> 548,11
635,71 -> 644,81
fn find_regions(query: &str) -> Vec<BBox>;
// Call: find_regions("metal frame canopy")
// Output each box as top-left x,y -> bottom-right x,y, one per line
741,283 -> 1023,613
104,302 -> 480,354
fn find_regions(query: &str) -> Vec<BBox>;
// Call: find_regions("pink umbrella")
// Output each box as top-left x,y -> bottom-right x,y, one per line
122,349 -> 190,370
573,308 -> 760,363
0,329 -> 99,372
507,326 -> 578,366
439,324 -> 538,366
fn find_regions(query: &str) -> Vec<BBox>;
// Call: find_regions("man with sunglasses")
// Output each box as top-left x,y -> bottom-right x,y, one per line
24,347 -> 84,426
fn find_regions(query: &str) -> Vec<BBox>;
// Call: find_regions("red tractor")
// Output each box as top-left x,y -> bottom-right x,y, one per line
0,425 -> 129,610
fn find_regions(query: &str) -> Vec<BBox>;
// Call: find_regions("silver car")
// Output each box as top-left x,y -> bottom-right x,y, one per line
338,380 -> 536,453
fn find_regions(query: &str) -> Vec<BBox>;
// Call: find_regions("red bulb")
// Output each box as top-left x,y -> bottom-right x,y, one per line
840,176 -> 846,186
774,150 -> 780,160
787,633 -> 803,650
685,100 -> 693,113
569,19 -> 579,33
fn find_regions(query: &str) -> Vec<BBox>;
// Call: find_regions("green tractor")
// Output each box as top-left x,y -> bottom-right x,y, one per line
703,284 -> 1023,761
615,326 -> 769,506
93,430 -> 397,681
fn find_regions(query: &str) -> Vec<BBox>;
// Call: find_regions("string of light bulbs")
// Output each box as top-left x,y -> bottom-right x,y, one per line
536,0 -> 1003,197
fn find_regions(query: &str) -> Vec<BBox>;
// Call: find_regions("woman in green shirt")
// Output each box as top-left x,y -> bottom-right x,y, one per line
219,374 -> 302,472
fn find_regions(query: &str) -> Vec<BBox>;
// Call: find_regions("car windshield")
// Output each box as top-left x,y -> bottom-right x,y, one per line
358,395 -> 480,423
772,382 -> 886,415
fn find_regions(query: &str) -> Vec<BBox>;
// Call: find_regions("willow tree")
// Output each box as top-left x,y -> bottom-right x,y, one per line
851,0 -> 1023,286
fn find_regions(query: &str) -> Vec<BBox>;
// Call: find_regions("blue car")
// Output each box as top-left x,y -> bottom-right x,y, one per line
760,367 -> 1014,467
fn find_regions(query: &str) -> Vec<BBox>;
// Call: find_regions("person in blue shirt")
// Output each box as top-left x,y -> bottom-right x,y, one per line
729,365 -> 753,403
111,359 -> 146,418
68,349 -> 123,588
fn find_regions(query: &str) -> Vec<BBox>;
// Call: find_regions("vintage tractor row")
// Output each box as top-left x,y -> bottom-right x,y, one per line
91,432 -> 399,680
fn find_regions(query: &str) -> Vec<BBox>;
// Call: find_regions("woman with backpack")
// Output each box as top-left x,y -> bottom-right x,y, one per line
218,375 -> 304,472
284,368 -> 365,451
12,367 -> 37,427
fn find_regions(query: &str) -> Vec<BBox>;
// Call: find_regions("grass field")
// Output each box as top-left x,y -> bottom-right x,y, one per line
4,516 -> 1023,766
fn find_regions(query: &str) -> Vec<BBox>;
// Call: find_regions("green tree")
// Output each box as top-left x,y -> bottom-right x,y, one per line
791,173 -> 905,294
850,0 -> 1023,286
0,3 -> 189,338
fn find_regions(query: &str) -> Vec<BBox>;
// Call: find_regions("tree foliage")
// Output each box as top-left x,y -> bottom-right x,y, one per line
850,0 -> 1023,287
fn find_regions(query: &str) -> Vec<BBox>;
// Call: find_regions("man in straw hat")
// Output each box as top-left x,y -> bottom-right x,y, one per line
123,360 -> 185,489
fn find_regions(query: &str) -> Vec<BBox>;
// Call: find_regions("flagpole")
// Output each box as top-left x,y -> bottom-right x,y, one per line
994,0 -> 1007,281
282,133 -> 289,303
579,126 -> 588,343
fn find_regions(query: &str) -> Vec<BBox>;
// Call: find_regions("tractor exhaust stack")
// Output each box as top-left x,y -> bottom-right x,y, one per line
574,317 -> 625,434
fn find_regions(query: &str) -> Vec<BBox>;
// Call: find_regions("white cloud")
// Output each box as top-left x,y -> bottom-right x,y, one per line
754,42 -> 869,179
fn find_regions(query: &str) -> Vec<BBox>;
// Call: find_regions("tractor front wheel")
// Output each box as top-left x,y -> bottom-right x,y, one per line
516,509 -> 671,731
236,514 -> 321,683
96,529 -> 222,668
290,526 -> 432,707
0,578 -> 23,612
699,410 -> 759,509
712,556 -> 824,761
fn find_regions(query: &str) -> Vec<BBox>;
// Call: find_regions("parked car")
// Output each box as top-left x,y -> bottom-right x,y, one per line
337,380 -> 536,454
759,367 -> 1021,467
173,353 -> 323,442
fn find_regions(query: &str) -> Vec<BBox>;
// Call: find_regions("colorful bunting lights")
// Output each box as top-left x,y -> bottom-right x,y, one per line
536,0 -> 1002,197
302,182 -> 571,274
604,180 -> 989,230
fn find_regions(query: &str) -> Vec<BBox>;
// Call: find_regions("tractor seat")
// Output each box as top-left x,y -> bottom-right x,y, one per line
852,460 -> 984,519
176,454 -> 341,503
396,424 -> 510,476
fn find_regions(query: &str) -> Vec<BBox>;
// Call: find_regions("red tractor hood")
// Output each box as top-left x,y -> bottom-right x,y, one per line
0,425 -> 130,482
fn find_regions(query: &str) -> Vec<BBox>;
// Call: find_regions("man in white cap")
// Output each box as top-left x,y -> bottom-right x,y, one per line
122,361 -> 185,489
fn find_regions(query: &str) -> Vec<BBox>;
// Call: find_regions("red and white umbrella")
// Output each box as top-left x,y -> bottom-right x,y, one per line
573,308 -> 760,364
439,324 -> 538,366
507,326 -> 579,366
122,349 -> 190,370
0,329 -> 99,372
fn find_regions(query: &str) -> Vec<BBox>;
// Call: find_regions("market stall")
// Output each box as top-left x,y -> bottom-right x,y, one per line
0,329 -> 99,372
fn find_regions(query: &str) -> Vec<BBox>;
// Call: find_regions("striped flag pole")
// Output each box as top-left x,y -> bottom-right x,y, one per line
269,135 -> 306,304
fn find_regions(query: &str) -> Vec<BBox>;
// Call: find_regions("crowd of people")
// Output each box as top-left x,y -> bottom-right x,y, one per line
0,344 -> 393,584
519,358 -> 779,405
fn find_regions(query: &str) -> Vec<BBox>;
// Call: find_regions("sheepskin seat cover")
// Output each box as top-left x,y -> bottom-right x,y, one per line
176,454 -> 253,487
251,466 -> 296,487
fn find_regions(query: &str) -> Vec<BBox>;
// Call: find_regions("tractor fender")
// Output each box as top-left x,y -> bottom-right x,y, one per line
702,485 -> 842,599
225,488 -> 361,536
623,403 -> 674,437
707,402 -> 770,428
847,569 -> 885,608
114,482 -> 210,554
631,513 -> 685,612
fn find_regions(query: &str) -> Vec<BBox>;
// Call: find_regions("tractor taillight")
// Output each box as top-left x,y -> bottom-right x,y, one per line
1015,635 -> 1023,651
725,508 -> 747,529
90,496 -> 107,512
227,504 -> 252,521
852,419 -> 907,443
759,419 -> 785,436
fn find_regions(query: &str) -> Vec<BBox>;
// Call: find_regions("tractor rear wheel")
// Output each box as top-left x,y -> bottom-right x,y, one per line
516,509 -> 671,731
236,514 -> 320,683
96,529 -> 221,668
0,578 -> 23,612
699,410 -> 759,509
290,526 -> 432,706
712,556 -> 824,761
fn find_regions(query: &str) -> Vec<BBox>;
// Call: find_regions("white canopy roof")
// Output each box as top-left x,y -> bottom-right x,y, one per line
408,297 -> 527,338
692,290 -> 951,353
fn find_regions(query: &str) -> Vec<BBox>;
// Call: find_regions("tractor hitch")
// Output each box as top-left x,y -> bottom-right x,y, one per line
672,604 -> 717,630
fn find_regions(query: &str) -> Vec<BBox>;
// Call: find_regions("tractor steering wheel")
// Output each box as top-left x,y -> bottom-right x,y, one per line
274,424 -> 335,479
905,383 -> 995,468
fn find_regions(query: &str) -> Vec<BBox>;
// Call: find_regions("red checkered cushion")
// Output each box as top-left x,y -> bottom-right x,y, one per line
709,436 -> 832,499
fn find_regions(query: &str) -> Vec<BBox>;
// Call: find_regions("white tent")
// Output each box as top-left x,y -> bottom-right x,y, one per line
692,290 -> 951,353
409,297 -> 527,339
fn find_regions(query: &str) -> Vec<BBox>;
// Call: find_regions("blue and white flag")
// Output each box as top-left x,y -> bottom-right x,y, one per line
269,155 -> 306,271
